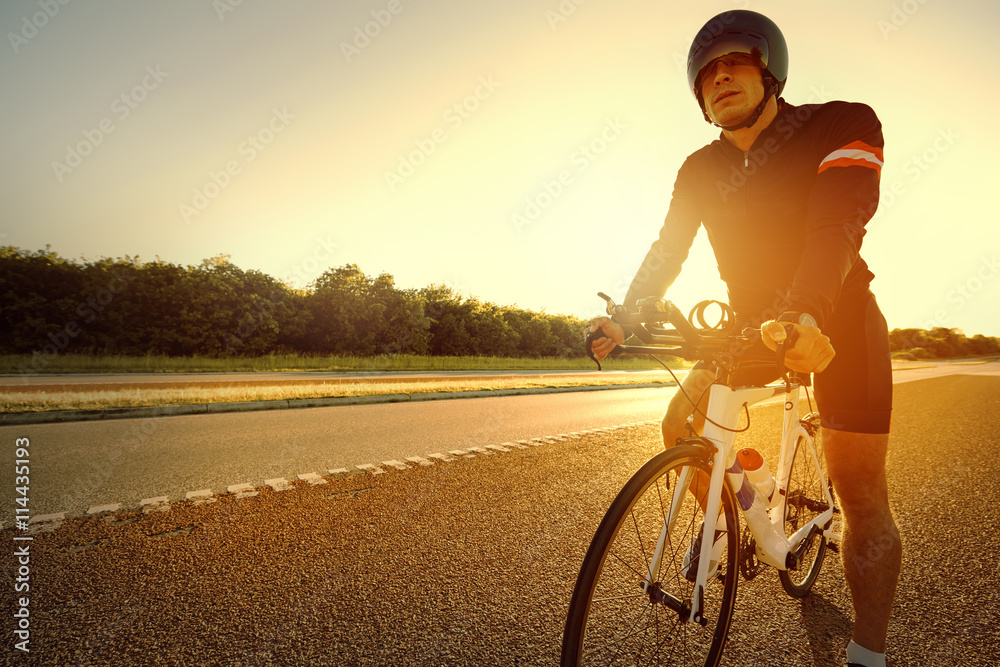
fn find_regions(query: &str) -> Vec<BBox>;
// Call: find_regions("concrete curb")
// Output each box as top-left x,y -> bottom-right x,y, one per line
1,382 -> 675,426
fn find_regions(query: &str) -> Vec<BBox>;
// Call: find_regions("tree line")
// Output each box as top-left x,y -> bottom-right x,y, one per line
2,246 -> 997,364
0,247 -> 588,363
888,326 -> 1000,360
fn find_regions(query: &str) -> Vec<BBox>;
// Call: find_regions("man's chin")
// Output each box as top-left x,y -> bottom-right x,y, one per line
710,108 -> 752,128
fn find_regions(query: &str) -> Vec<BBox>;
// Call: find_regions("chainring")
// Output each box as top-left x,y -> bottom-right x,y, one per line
739,525 -> 767,581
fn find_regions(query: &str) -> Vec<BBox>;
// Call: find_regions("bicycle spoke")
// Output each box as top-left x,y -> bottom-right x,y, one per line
564,449 -> 738,666
582,602 -> 656,663
779,432 -> 830,597
630,508 -> 653,583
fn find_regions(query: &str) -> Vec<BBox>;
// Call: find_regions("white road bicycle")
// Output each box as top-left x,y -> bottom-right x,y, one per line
561,295 -> 842,666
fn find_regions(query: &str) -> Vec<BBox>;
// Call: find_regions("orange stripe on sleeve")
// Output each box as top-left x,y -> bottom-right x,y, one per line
817,140 -> 884,178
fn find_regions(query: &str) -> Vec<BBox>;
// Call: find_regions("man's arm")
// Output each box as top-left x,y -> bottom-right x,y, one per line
785,102 -> 884,327
623,156 -> 703,309
590,156 -> 703,360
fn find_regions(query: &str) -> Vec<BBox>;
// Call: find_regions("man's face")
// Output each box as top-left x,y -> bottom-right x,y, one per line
698,53 -> 766,127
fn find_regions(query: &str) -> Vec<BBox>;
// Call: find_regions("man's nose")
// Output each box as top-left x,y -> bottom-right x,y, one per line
711,64 -> 734,85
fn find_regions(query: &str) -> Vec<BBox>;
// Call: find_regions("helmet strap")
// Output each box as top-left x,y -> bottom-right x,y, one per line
707,77 -> 779,132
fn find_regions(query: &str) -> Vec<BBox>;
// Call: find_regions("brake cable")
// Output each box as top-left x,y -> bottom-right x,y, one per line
649,354 -> 752,434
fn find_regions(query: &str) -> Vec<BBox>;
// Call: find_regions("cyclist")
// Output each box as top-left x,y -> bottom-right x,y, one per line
588,11 -> 899,667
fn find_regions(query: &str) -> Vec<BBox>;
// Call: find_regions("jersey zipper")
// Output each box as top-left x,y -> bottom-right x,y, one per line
743,150 -> 750,216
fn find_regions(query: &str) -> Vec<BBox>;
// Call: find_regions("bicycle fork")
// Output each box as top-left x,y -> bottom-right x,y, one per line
641,464 -> 695,619
639,430 -> 734,624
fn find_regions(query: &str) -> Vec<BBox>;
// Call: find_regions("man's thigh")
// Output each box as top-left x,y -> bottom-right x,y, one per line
815,293 -> 893,434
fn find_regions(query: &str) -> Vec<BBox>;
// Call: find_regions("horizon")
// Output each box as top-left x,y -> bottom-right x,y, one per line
5,244 -> 998,343
2,1 -> 998,336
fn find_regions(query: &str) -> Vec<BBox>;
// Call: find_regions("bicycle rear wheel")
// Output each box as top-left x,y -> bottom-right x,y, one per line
778,429 -> 832,597
561,445 -> 739,667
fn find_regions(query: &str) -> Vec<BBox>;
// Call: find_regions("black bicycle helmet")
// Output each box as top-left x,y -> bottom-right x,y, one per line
686,10 -> 788,131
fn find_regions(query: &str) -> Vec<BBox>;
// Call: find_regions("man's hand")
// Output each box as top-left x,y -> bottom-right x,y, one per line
588,317 -> 625,361
760,320 -> 836,373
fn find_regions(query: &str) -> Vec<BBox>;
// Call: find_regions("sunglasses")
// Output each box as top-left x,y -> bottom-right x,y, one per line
697,52 -> 762,86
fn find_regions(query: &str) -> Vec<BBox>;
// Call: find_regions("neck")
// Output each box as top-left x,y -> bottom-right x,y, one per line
722,96 -> 779,151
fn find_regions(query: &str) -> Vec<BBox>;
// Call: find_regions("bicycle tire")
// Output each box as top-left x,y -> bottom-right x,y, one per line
778,432 -> 832,597
561,445 -> 739,667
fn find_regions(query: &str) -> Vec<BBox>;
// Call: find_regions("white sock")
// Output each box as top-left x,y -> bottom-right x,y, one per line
846,640 -> 886,667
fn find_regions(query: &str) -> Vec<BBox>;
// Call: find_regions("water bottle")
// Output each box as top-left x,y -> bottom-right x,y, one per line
737,448 -> 776,509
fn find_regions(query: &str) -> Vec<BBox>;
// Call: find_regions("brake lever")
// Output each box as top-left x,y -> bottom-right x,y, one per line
585,328 -> 604,370
588,292 -> 629,371
775,323 -> 800,385
585,327 -> 623,371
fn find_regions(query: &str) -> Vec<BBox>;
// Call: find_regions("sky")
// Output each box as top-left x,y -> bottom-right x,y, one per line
2,0 -> 998,337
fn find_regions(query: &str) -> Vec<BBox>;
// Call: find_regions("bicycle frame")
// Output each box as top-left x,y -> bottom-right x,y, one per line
649,375 -> 839,624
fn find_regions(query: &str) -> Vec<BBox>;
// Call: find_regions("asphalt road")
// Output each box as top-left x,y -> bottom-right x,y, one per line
1,360 -> 994,521
1,359 -> 986,387
0,387 -> 675,520
1,370 -> 999,665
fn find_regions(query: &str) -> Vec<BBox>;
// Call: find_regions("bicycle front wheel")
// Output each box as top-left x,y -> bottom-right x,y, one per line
561,445 -> 739,667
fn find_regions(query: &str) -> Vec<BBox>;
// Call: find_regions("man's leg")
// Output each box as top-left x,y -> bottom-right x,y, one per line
661,369 -> 715,508
823,427 -> 901,654
661,369 -> 714,446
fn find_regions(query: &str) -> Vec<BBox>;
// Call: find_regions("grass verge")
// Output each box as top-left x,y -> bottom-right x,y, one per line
0,353 -> 671,374
0,373 -> 679,413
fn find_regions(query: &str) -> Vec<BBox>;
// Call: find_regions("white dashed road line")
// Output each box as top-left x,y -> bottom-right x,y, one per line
86,504 -> 121,515
264,478 -> 293,492
405,456 -> 434,466
140,496 -> 170,513
227,483 -> 258,499
186,489 -> 216,506
297,472 -> 328,486
27,421 -> 660,530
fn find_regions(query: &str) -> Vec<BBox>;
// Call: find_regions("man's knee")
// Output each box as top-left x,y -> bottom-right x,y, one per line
661,407 -> 688,447
661,370 -> 712,446
824,428 -> 892,515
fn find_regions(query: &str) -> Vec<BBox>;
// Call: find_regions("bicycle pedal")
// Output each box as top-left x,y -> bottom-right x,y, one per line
823,520 -> 843,549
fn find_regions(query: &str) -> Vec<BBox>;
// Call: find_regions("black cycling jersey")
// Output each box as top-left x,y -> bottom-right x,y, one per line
625,100 -> 884,329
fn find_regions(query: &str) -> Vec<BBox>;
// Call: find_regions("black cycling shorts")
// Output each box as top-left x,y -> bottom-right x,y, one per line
693,291 -> 893,434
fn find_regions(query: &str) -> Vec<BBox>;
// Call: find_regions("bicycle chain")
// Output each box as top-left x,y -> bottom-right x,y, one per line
739,525 -> 767,581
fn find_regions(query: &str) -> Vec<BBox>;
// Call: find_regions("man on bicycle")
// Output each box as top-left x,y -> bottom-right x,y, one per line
589,11 -> 899,667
